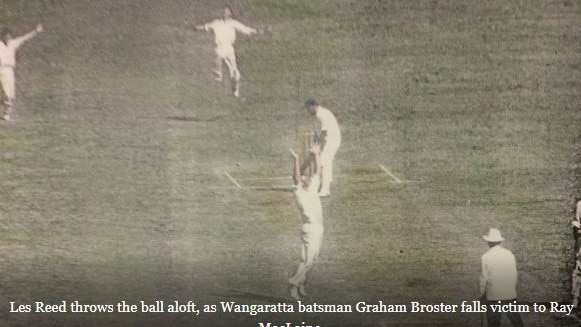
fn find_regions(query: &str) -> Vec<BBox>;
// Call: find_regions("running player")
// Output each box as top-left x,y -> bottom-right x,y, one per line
0,24 -> 43,121
195,6 -> 257,98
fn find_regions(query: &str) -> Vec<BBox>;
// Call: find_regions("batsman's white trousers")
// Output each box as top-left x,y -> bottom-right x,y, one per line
289,222 -> 324,287
215,44 -> 240,81
320,140 -> 340,193
0,66 -> 15,101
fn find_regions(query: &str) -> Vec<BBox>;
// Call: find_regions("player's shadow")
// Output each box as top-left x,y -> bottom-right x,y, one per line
166,115 -> 224,122
218,289 -> 290,304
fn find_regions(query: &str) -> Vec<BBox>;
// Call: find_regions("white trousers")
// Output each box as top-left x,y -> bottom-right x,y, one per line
215,44 -> 240,82
319,140 -> 340,193
289,223 -> 324,287
0,66 -> 15,101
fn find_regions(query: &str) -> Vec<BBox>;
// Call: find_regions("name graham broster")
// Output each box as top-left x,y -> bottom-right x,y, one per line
298,301 -> 460,313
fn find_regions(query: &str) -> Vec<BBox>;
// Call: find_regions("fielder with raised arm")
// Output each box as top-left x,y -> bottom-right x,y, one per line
305,98 -> 341,197
195,6 -> 257,98
288,144 -> 324,300
0,24 -> 43,121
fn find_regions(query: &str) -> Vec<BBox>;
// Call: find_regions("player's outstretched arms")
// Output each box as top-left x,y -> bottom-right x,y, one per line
232,20 -> 257,35
194,24 -> 208,32
13,24 -> 43,48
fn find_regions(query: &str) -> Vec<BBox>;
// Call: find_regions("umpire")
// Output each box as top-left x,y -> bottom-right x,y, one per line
479,228 -> 524,327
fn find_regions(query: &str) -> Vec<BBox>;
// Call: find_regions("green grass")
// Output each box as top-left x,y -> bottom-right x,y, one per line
0,0 -> 579,326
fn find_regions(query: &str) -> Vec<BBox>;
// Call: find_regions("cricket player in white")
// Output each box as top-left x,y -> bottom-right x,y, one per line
0,24 -> 43,121
288,145 -> 324,300
195,6 -> 257,98
305,98 -> 341,197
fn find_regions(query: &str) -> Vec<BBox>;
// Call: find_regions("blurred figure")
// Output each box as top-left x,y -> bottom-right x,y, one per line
479,228 -> 524,327
196,6 -> 257,98
572,247 -> 581,308
288,144 -> 324,300
572,199 -> 581,251
0,24 -> 43,121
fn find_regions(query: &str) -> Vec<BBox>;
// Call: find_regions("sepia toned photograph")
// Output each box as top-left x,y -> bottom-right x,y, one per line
0,0 -> 580,326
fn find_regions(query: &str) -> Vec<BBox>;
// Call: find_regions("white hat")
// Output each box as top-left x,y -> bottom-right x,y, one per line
483,228 -> 505,242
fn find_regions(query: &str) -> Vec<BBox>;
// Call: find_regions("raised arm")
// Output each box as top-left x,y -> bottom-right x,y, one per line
310,143 -> 321,175
290,149 -> 301,186
195,20 -> 215,32
13,24 -> 43,48
195,24 -> 208,32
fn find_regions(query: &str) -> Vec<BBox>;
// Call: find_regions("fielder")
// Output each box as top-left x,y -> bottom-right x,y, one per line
0,24 -> 43,121
304,98 -> 341,197
195,5 -> 258,98
288,144 -> 324,300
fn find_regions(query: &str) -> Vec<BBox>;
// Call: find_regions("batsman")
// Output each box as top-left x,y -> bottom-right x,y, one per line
304,98 -> 341,197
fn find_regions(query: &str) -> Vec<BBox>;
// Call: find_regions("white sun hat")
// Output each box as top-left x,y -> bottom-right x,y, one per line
483,228 -> 505,242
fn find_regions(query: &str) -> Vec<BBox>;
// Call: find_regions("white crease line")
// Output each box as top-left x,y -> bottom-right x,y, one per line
243,185 -> 294,191
210,185 -> 293,191
237,176 -> 291,181
224,170 -> 242,189
378,163 -> 403,183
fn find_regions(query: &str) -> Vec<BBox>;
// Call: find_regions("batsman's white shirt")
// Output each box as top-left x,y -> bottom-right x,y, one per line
316,107 -> 341,146
204,18 -> 256,49
315,107 -> 341,193
479,245 -> 518,300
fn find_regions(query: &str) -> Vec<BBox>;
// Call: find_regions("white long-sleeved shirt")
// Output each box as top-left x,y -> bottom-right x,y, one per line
316,107 -> 341,145
0,31 -> 37,67
204,18 -> 256,47
479,245 -> 519,300
294,175 -> 323,225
